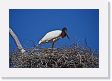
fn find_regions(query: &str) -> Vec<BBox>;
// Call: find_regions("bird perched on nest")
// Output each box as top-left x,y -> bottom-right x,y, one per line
38,27 -> 70,49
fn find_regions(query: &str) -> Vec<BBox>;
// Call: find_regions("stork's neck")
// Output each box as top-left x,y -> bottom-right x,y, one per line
61,32 -> 66,38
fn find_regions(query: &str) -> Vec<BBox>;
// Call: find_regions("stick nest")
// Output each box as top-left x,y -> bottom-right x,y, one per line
9,45 -> 99,68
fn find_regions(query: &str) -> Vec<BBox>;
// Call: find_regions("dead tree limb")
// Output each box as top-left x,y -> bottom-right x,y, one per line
9,27 -> 25,53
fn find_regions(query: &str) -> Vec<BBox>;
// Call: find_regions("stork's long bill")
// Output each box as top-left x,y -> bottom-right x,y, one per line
65,30 -> 70,39
66,34 -> 70,39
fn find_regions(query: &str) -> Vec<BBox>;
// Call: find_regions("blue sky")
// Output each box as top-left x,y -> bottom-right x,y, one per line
9,9 -> 99,51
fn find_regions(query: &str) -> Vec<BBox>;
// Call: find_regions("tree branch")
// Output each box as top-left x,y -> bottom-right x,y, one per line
9,27 -> 25,53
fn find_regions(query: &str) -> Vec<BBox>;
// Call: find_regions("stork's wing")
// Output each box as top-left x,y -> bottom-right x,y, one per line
39,30 -> 62,44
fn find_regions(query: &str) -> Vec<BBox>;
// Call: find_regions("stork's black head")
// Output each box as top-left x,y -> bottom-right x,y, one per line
62,27 -> 67,32
62,27 -> 70,39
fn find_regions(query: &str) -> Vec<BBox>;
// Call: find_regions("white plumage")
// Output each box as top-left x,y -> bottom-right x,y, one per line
39,30 -> 62,44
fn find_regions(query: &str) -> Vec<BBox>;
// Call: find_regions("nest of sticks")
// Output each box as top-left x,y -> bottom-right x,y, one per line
9,44 -> 99,68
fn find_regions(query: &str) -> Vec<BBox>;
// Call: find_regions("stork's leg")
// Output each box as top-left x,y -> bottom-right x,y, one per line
52,42 -> 54,50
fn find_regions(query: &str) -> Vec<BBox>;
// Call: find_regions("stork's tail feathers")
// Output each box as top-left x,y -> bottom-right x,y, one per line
38,40 -> 42,45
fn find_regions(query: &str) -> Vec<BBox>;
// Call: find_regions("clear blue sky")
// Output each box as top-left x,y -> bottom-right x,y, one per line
9,9 -> 99,51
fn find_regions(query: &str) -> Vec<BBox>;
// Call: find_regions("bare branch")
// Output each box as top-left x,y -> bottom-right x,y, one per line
9,27 -> 25,53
